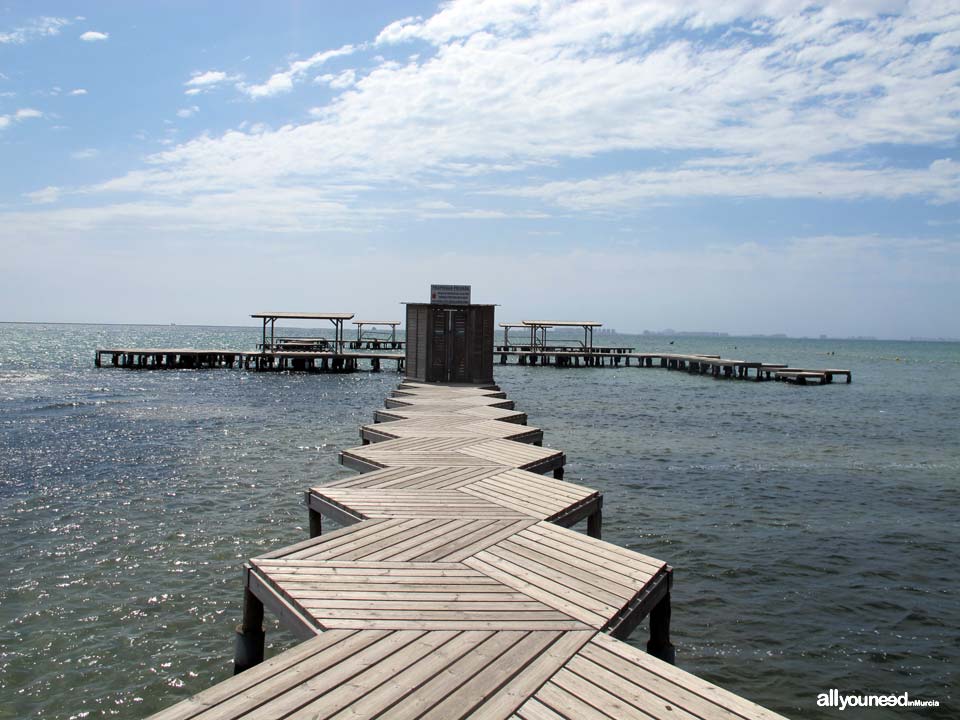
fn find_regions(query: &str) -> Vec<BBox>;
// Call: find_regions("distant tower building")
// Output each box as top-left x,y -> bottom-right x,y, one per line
404,285 -> 495,384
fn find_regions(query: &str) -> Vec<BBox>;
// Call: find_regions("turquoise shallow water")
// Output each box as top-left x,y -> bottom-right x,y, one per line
1,323 -> 958,719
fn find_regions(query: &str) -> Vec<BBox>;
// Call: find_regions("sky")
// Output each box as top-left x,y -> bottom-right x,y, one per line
1,0 -> 958,339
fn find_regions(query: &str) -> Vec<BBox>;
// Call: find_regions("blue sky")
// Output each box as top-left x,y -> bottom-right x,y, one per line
1,1 -> 958,338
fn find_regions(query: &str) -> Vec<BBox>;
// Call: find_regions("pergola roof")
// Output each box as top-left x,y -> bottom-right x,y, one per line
353,320 -> 401,326
251,312 -> 355,320
522,320 -> 603,327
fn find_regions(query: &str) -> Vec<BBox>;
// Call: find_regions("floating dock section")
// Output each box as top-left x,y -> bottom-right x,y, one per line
148,380 -> 787,720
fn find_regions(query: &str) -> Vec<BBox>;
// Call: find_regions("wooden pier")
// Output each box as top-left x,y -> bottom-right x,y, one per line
94,348 -> 404,373
491,319 -> 850,385
496,349 -> 851,383
148,380 -> 787,720
94,312 -> 408,374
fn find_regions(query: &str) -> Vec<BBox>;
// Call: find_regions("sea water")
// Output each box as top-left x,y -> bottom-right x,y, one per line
1,323 -> 957,719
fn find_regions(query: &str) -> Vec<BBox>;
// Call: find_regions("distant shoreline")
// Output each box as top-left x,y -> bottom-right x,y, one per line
1,320 -> 957,343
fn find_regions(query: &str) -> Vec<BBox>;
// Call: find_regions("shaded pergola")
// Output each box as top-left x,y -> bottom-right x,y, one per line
499,322 -> 541,348
353,320 -> 401,344
521,320 -> 603,351
251,312 -> 354,353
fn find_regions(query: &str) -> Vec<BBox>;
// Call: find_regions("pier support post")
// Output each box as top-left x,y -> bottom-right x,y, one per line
587,503 -> 602,539
553,466 -> 564,480
647,591 -> 675,665
233,585 -> 265,674
309,506 -> 323,538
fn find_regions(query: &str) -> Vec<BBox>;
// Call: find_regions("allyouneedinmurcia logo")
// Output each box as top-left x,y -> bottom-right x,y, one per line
817,689 -> 940,711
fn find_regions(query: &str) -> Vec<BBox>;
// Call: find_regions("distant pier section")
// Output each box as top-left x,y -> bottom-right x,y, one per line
95,311 -> 405,373
496,320 -> 851,384
94,309 -> 850,384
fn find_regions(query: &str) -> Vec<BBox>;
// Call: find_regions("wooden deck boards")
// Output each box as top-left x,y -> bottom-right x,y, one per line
150,379 -> 786,720
248,516 -> 667,634
340,435 -> 565,475
361,416 -> 544,445
375,404 -> 529,424
149,628 -> 786,719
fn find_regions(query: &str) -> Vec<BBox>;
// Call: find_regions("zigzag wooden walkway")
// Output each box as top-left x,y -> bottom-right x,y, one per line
148,381 -> 786,720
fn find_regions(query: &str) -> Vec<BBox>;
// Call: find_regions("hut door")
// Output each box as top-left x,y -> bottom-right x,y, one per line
448,309 -> 468,382
429,307 -> 447,380
429,307 -> 469,381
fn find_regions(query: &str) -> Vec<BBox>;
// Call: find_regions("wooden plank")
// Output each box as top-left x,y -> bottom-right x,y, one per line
317,630 -> 497,720
252,518 -> 391,560
514,698 -> 569,720
464,555 -> 608,628
359,518 -> 499,562
524,522 -> 665,571
281,630 -> 461,718
416,519 -> 539,563
564,654 -> 713,720
418,631 -> 561,720
150,630 -> 395,720
549,666 -> 657,720
503,534 -> 655,588
528,682 -> 614,720
275,518 -> 414,561
142,630 -> 364,720
317,618 -> 589,631
480,544 -> 632,606
583,634 -> 787,719
458,484 -> 551,518
311,518 -> 458,562
232,630 -> 430,720
381,631 -> 530,720
467,630 -> 595,720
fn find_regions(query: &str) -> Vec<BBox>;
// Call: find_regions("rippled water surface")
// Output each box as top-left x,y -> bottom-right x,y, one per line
1,323 -> 957,719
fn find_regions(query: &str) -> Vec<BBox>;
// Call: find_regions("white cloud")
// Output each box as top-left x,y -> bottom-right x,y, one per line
79,30 -> 109,42
0,16 -> 69,44
2,185 -> 371,235
7,1 -> 960,238
1,108 -> 44,130
69,88 -> 88,96
316,68 -> 357,89
239,44 -> 356,99
498,158 -> 960,208
184,70 -> 237,94
176,106 -> 199,118
71,148 -> 99,160
87,2 -> 958,201
186,70 -> 228,87
23,186 -> 61,204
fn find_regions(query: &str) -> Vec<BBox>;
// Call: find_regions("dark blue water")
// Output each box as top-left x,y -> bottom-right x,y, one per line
1,323 -> 957,719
